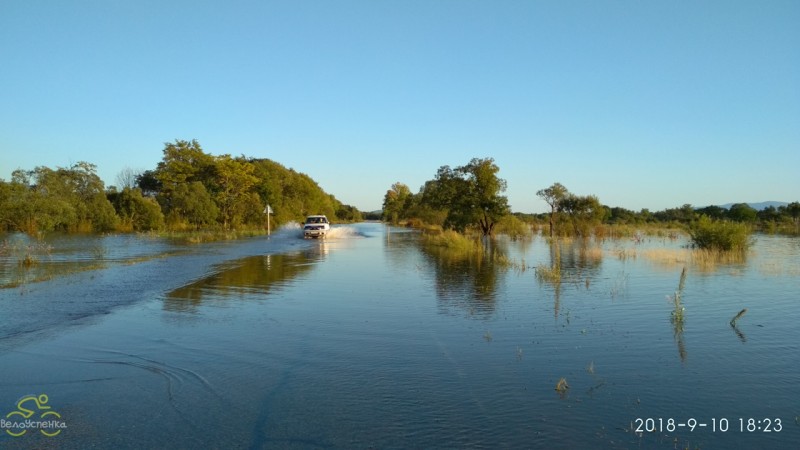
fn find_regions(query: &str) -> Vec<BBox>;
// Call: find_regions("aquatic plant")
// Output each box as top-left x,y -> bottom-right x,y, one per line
495,214 -> 531,240
535,240 -> 562,284
689,215 -> 753,252
535,263 -> 561,284
669,267 -> 688,328
609,270 -> 629,299
421,229 -> 482,253
668,267 -> 689,362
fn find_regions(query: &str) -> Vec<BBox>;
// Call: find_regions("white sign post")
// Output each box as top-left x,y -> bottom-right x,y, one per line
264,204 -> 274,236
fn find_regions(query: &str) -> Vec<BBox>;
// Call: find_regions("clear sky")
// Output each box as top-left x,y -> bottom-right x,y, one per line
1,0 -> 798,213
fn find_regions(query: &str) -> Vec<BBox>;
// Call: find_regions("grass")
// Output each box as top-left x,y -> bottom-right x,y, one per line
609,270 -> 629,299
149,227 -> 270,244
615,248 -> 637,261
669,267 -> 688,329
0,240 -> 53,269
535,263 -> 561,284
554,377 -> 569,394
421,229 -> 483,253
495,215 -> 532,240
535,240 -> 562,284
641,247 -> 748,272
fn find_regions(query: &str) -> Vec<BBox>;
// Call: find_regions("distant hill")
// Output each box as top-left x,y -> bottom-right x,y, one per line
719,201 -> 789,211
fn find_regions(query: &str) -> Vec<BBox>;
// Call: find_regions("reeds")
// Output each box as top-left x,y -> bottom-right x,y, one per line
669,267 -> 688,328
642,248 -> 747,272
536,240 -> 562,284
535,263 -> 561,284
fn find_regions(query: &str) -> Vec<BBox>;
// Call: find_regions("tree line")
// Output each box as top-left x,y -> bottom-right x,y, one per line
383,158 -> 800,236
0,139 -> 361,234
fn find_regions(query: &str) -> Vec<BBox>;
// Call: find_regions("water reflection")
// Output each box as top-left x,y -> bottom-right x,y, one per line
0,232 -> 178,288
420,237 -> 508,319
163,248 -> 323,312
536,239 -> 604,320
669,267 -> 688,363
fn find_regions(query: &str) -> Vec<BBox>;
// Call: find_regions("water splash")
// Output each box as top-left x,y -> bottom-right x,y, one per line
326,226 -> 364,239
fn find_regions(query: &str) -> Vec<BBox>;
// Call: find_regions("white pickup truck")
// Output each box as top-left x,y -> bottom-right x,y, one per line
303,215 -> 330,238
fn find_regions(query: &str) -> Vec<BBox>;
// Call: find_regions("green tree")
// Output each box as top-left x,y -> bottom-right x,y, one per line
728,203 -> 758,223
136,170 -> 161,197
695,205 -> 727,220
382,182 -> 412,223
170,182 -> 219,228
560,194 -> 605,237
155,139 -> 215,187
423,158 -> 509,236
8,162 -> 118,233
536,183 -> 568,238
109,187 -> 165,231
213,155 -> 259,229
785,202 -> 800,228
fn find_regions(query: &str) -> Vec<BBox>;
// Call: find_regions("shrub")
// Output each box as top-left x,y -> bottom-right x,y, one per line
689,216 -> 752,251
496,215 -> 531,240
421,229 -> 482,253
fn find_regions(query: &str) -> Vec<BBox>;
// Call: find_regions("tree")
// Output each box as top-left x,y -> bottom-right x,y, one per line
728,203 -> 757,223
423,158 -> 509,236
786,202 -> 800,228
155,140 -> 215,187
695,205 -> 727,220
536,183 -> 568,238
213,155 -> 259,229
382,182 -> 412,223
8,162 -> 118,232
136,170 -> 161,197
170,181 -> 218,228
116,167 -> 141,190
560,194 -> 605,236
109,187 -> 165,231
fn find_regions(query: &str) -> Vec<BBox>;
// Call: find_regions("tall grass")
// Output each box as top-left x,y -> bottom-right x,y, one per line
689,216 -> 753,252
495,215 -> 532,240
421,229 -> 483,253
150,227 -> 270,244
535,241 -> 561,284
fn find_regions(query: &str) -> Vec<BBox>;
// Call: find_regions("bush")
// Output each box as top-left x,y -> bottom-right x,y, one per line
496,215 -> 531,240
421,229 -> 482,253
689,216 -> 752,251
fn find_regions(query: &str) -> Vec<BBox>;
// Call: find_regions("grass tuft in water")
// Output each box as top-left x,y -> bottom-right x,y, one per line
555,377 -> 569,393
536,240 -> 562,284
422,229 -> 482,253
669,267 -> 688,328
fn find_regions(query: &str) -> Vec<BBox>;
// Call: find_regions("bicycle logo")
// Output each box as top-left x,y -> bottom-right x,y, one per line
2,394 -> 66,437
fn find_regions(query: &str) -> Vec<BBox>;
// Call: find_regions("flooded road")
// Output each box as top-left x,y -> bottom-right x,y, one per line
1,223 -> 799,448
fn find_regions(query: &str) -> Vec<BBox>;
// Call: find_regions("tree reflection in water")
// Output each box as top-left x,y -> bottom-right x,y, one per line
163,248 -> 324,312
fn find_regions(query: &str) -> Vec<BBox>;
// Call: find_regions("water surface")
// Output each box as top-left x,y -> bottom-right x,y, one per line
1,224 -> 798,448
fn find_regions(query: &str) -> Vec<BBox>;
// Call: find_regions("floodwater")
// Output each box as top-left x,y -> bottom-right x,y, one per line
1,223 -> 798,449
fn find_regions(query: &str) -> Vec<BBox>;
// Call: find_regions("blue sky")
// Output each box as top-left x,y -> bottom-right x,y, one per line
1,0 -> 798,213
